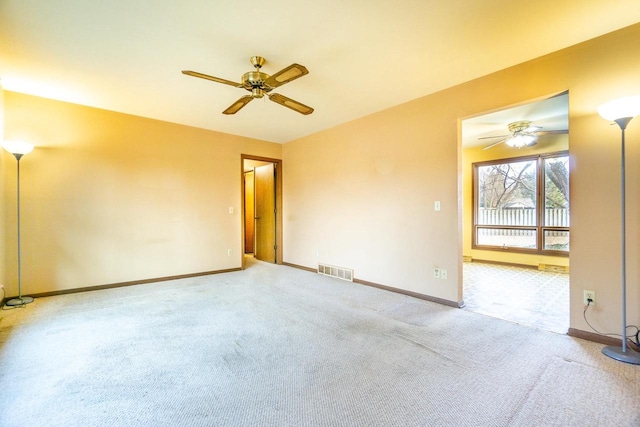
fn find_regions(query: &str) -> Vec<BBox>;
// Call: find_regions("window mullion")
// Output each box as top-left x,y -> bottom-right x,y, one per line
537,156 -> 544,251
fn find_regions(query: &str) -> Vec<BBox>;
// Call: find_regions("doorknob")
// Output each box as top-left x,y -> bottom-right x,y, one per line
255,217 -> 260,219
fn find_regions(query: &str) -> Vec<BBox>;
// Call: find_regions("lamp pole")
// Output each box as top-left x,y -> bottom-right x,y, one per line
2,141 -> 34,307
598,96 -> 640,365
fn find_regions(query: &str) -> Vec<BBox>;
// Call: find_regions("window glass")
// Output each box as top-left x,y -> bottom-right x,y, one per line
477,227 -> 537,249
544,155 -> 570,226
544,230 -> 570,251
473,153 -> 569,255
477,159 -> 537,226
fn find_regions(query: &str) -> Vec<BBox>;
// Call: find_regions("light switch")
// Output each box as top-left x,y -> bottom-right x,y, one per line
434,201 -> 441,211
229,207 -> 234,214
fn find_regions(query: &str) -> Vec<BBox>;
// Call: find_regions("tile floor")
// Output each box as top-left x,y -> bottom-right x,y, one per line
462,262 -> 569,334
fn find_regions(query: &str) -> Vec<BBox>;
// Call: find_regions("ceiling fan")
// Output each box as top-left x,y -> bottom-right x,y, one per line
182,56 -> 313,115
480,121 -> 568,150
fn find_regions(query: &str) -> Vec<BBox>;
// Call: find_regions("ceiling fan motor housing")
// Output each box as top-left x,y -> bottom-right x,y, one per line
242,71 -> 272,96
508,121 -> 532,133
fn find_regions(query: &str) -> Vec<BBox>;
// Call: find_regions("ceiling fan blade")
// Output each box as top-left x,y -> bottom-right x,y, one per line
182,70 -> 243,88
264,64 -> 309,88
482,139 -> 507,150
478,134 -> 509,140
268,93 -> 314,115
223,96 -> 253,115
536,129 -> 568,135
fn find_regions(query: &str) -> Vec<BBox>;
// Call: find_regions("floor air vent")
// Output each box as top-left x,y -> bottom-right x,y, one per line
538,263 -> 569,273
318,264 -> 354,282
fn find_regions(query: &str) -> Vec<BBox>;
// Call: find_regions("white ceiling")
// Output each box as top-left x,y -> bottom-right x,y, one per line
1,1 -> 639,143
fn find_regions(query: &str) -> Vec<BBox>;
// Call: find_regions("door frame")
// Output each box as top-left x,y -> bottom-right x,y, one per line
241,154 -> 283,269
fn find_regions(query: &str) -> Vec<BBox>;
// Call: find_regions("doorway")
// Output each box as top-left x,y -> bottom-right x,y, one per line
460,93 -> 570,333
242,155 -> 283,268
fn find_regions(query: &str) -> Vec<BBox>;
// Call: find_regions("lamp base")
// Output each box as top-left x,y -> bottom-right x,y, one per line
602,345 -> 640,365
5,296 -> 34,307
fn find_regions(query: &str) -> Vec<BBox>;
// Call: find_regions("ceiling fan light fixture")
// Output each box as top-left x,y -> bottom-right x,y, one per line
505,132 -> 538,148
252,87 -> 265,98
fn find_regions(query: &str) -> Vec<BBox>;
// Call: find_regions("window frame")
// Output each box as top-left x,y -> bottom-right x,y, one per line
472,151 -> 569,257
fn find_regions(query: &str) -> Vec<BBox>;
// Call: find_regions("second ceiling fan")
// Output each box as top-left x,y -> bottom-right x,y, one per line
182,56 -> 313,115
480,121 -> 568,150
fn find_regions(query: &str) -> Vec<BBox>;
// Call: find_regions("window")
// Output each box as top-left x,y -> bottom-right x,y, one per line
473,152 -> 569,255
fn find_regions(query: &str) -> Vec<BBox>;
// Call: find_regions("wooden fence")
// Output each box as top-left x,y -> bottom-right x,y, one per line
478,208 -> 569,227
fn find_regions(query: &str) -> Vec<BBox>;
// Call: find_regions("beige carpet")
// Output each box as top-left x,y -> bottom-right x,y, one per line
0,257 -> 638,426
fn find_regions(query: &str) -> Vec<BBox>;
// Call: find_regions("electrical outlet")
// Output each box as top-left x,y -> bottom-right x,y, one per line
583,290 -> 596,306
434,268 -> 440,278
227,249 -> 232,256
441,269 -> 447,280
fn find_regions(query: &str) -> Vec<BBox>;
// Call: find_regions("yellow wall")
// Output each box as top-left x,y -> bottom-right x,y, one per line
2,92 -> 281,294
283,88 -> 461,302
283,23 -> 640,335
462,133 -> 569,267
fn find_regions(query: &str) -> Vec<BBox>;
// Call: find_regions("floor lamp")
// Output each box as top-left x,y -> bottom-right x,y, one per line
2,140 -> 35,307
597,95 -> 640,365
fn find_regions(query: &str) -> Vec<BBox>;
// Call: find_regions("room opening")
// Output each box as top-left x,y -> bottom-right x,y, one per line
460,92 -> 570,334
